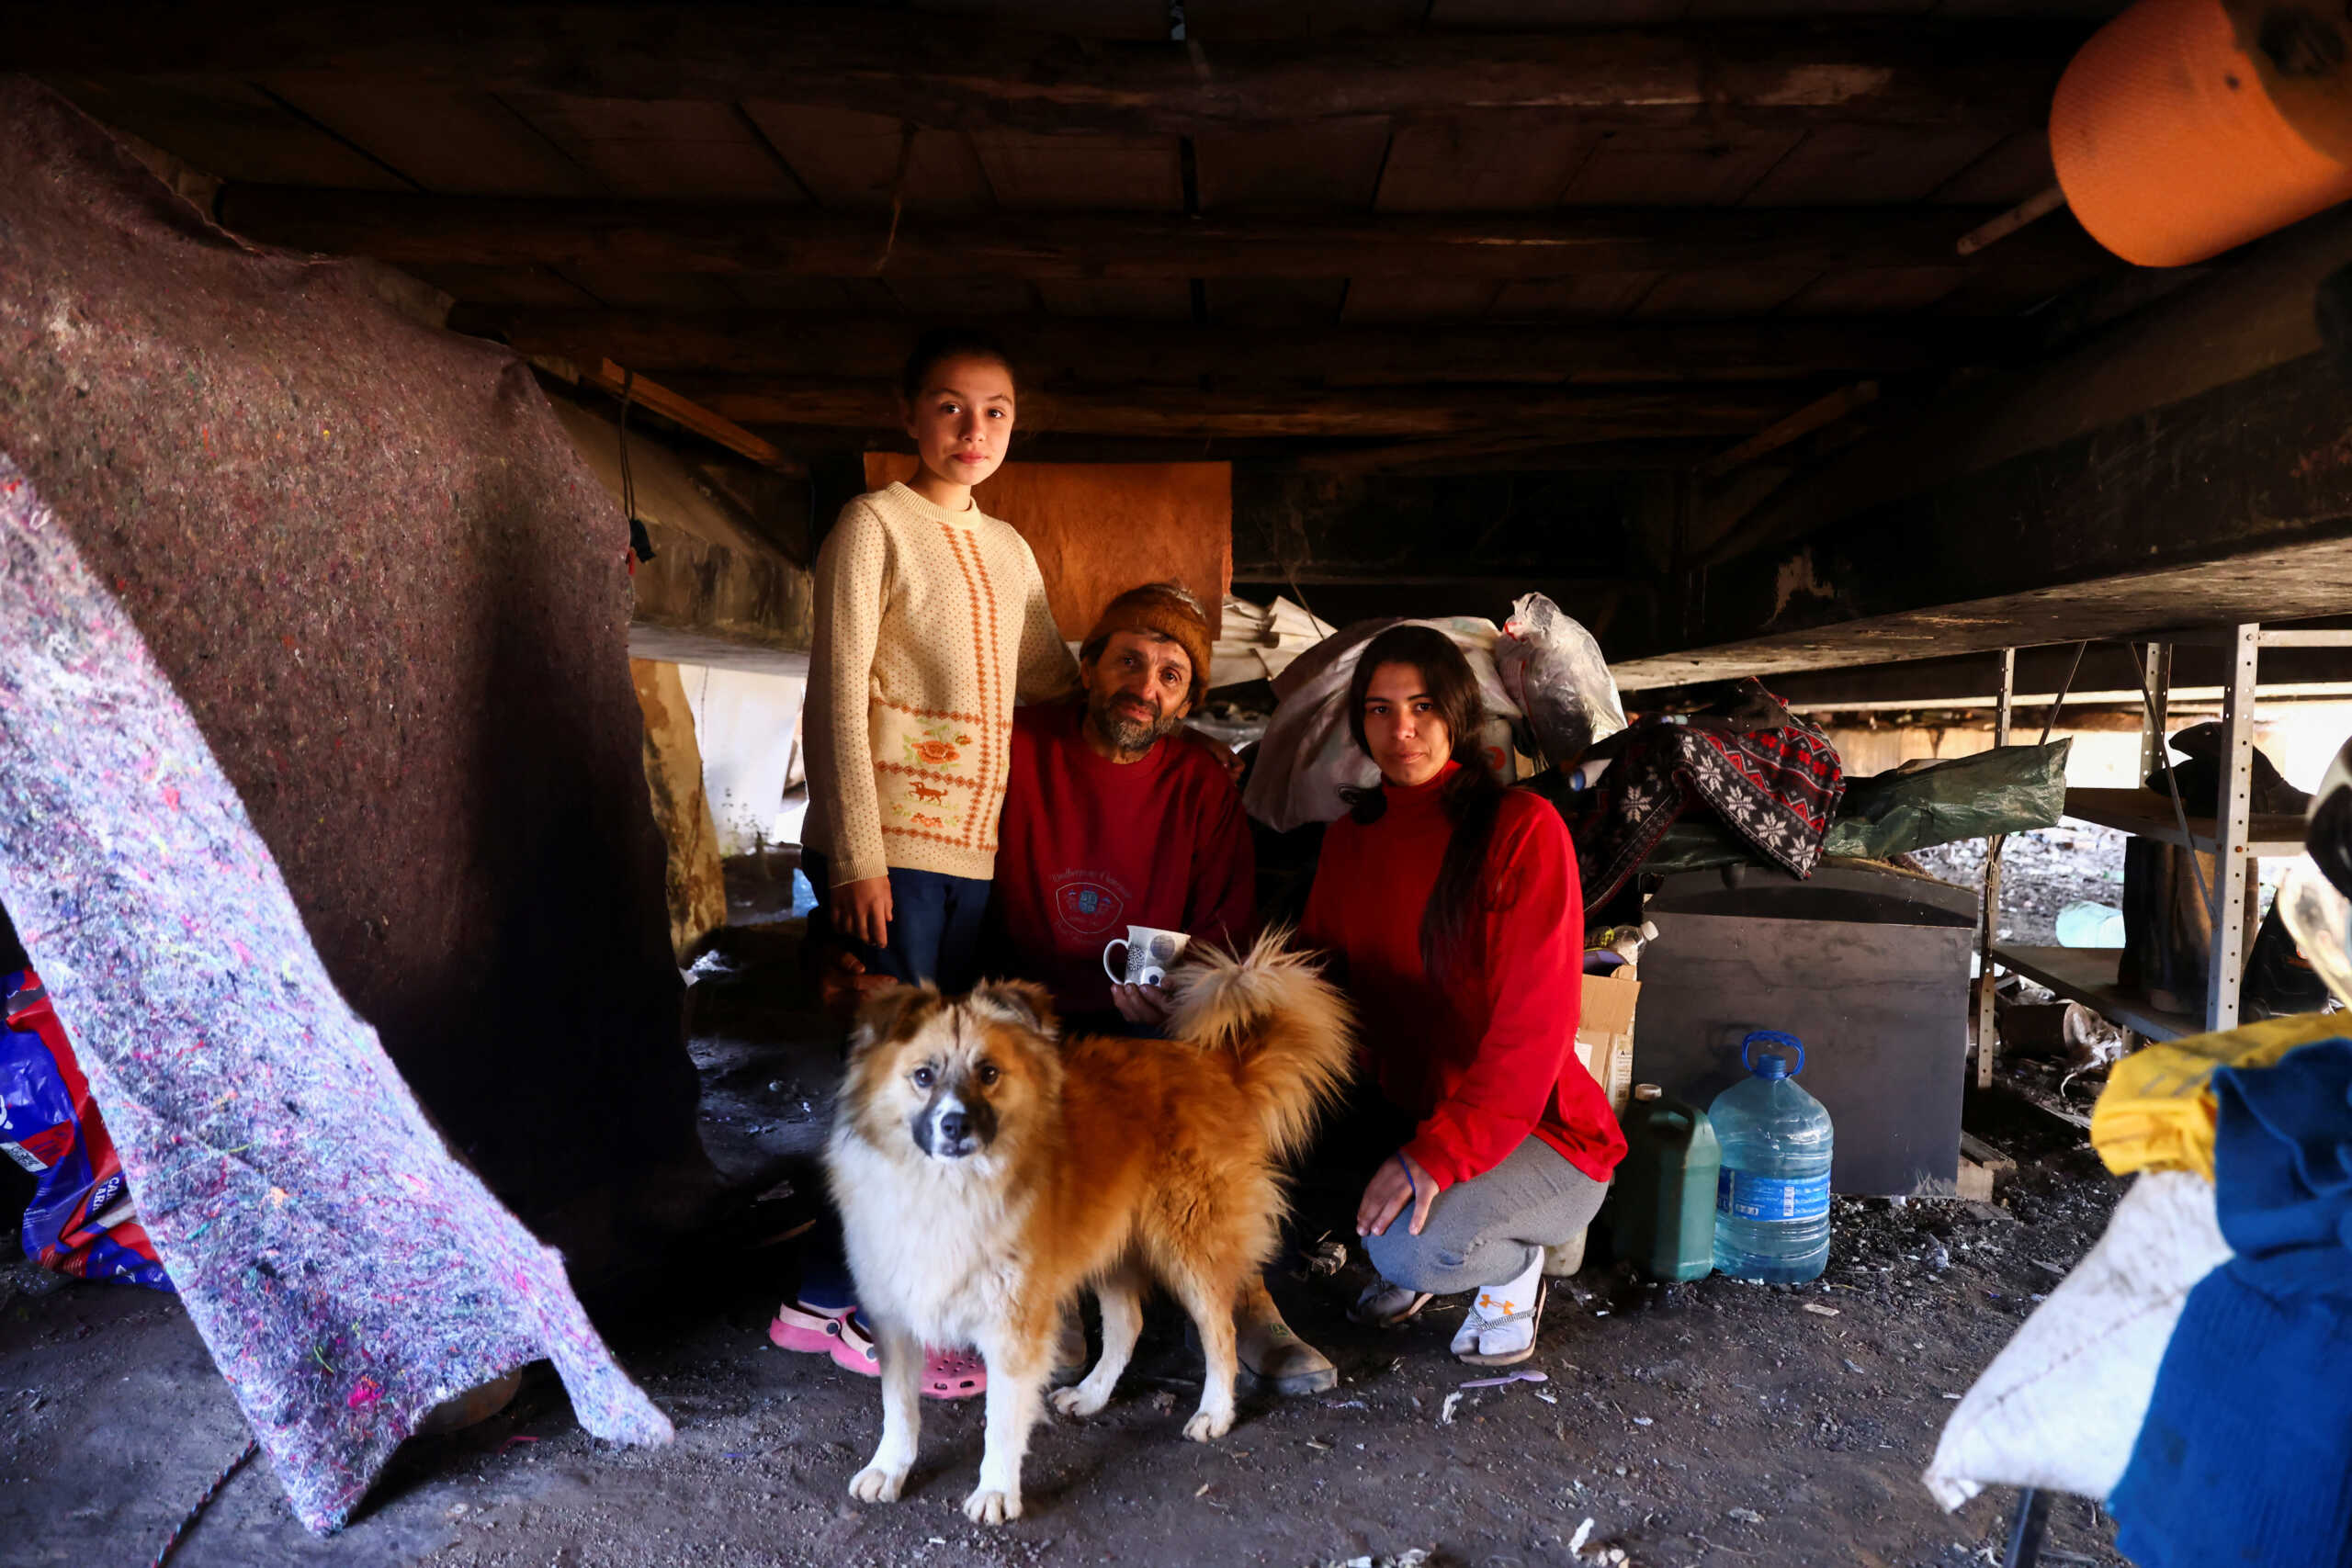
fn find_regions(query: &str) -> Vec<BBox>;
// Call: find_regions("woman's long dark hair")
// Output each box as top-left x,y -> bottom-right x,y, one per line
1343,625 -> 1507,984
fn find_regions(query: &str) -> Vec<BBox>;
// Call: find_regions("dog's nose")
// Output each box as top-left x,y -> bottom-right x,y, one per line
936,1110 -> 969,1143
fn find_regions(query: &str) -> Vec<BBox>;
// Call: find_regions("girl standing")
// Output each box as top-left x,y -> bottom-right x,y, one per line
777,330 -> 1074,1399
801,329 -> 1076,989
1304,625 -> 1625,1366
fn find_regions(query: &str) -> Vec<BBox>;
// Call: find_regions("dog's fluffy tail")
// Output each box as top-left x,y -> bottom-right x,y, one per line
1164,928 -> 1354,1161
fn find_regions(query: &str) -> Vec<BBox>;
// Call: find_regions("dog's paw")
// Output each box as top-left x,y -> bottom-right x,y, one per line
1049,1384 -> 1107,1418
1182,1408 -> 1233,1443
962,1486 -> 1023,1525
848,1465 -> 907,1504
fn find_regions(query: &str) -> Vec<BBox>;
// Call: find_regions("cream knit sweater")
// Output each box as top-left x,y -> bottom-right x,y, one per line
803,482 -> 1076,887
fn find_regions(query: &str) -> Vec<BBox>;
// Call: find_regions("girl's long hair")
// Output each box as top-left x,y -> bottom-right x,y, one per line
1343,625 -> 1506,984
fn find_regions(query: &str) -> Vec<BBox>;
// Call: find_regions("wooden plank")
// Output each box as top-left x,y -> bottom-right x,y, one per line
1492,272 -> 1661,318
2061,788 -> 2307,859
42,73 -> 415,189
1561,126 -> 1804,206
1194,119 -> 1393,210
1697,380 -> 1878,477
255,80 -> 601,196
967,129 -> 1185,210
1633,267 -> 1816,317
1740,123 -> 2007,206
26,13 -> 2085,132
1204,278 -> 1350,327
1985,945 -> 2197,1044
496,95 -> 809,201
1955,1158 -> 1995,1202
738,105 -> 991,215
1782,265 -> 1967,315
1733,205 -> 2352,549
215,187 -> 2053,279
454,308 -> 1997,384
575,359 -> 800,472
1338,277 -> 1504,322
1374,115 -> 1596,212
1957,1132 -> 2016,1174
687,378 -> 1801,439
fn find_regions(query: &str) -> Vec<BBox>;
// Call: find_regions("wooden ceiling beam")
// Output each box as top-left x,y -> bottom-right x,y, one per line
682,378 -> 1803,441
456,307 -> 2004,386
24,8 -> 2080,132
217,187 -> 2084,280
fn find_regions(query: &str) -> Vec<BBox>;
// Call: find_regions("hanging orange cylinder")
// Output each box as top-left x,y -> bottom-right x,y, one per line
2050,0 -> 2352,267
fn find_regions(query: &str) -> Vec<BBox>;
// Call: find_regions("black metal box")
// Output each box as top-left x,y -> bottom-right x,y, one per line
1632,861 -> 1978,1196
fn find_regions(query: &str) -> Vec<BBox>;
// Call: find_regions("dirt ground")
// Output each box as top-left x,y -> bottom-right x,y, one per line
0,911 -> 2134,1568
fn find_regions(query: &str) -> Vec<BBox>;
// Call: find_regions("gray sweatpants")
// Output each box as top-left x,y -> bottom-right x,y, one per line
1364,1134 -> 1611,1295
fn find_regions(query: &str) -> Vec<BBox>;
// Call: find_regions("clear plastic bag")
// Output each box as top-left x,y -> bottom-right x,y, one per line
1494,593 -> 1625,768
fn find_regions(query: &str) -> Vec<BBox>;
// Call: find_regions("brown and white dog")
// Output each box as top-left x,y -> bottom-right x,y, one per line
825,931 -> 1353,1524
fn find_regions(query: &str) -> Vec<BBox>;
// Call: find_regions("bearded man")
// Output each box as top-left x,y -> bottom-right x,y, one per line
989,582 -> 1254,1032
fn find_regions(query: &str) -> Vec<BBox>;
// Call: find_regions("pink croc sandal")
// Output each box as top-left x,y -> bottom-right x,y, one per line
768,1303 -> 983,1398
768,1301 -> 854,1357
770,1303 -> 884,1379
922,1347 -> 986,1401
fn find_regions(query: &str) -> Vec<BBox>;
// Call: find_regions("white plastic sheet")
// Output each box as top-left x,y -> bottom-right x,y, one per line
1242,617 -> 1522,831
1923,1170 -> 2231,1510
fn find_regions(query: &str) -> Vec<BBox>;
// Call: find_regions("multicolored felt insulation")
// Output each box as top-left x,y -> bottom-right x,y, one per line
0,451 -> 673,1531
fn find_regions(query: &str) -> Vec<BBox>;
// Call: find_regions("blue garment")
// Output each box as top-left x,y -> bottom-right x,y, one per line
804,851 -> 990,992
2111,1036 -> 2352,1568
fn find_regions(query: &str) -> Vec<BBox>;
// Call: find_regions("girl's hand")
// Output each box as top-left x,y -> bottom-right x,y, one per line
1355,1150 -> 1437,1239
839,876 -> 893,948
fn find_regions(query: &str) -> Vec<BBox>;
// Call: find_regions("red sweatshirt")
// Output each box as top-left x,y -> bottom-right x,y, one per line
993,701 -> 1257,1016
1303,762 -> 1625,1189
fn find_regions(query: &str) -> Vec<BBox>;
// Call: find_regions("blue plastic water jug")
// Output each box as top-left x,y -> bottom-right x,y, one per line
1708,1031 -> 1834,1283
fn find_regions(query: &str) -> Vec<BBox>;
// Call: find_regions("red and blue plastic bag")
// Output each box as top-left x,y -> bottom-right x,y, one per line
1,968 -> 171,1292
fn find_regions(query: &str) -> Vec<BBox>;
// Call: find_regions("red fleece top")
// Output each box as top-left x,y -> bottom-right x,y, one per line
1303,763 -> 1625,1190
994,701 -> 1257,1016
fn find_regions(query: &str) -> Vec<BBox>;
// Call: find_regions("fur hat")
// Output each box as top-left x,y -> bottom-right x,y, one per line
1080,582 -> 1214,710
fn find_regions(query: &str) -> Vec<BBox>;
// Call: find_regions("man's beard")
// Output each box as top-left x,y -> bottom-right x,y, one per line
1089,692 -> 1182,757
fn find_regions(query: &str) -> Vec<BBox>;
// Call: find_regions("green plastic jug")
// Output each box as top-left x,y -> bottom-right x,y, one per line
1611,1084 -> 1721,1281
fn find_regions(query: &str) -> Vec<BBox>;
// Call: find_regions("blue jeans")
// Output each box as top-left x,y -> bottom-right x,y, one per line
804,852 -> 990,992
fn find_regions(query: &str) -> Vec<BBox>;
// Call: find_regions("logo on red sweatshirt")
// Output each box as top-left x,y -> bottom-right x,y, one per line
1052,874 -> 1127,936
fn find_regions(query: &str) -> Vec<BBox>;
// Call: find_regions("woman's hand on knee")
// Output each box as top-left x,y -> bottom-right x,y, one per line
839,875 -> 893,948
1356,1151 -> 1437,1239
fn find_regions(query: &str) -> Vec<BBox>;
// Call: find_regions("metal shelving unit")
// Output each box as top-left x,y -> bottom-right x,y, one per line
1975,623 -> 2352,1077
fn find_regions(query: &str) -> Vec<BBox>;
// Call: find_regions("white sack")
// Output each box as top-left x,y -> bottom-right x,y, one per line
1922,1170 -> 2231,1511
1242,616 -> 1522,832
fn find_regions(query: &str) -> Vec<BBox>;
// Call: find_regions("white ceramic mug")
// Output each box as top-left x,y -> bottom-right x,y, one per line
1102,925 -> 1190,988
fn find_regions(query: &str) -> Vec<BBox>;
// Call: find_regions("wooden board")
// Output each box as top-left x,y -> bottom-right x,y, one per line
1562,126 -> 1803,207
1193,119 -> 1392,209
2060,788 -> 2308,859
967,129 -> 1185,210
1374,115 -> 1595,211
863,456 -> 1232,643
739,105 -> 992,215
1985,945 -> 2197,1043
501,95 -> 810,201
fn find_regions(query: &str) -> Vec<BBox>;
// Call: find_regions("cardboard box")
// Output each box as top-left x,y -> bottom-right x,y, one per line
1577,967 -> 1640,1114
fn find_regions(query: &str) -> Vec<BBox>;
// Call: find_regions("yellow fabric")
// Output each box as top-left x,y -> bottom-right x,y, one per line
2089,1011 -> 2352,1179
803,483 -> 1077,886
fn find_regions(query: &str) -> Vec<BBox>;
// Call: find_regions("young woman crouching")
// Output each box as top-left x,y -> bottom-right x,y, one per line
1303,625 -> 1625,1365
